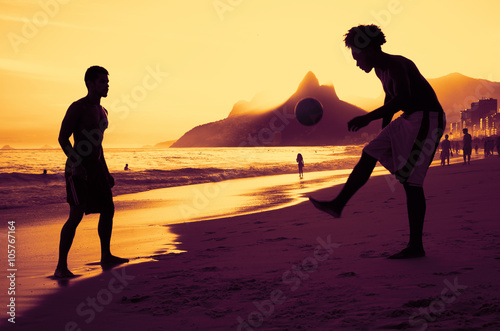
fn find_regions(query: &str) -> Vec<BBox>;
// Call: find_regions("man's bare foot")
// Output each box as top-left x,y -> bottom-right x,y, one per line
388,246 -> 425,259
54,267 -> 75,278
309,197 -> 342,218
101,255 -> 129,267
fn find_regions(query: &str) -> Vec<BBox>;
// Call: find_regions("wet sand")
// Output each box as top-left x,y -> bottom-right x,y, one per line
0,167 -> 389,323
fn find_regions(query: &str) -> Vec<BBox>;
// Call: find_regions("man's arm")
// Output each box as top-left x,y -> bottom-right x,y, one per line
58,103 -> 82,167
348,99 -> 401,132
348,64 -> 410,132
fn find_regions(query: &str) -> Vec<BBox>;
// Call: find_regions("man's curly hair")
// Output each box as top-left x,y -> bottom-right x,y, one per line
344,24 -> 386,50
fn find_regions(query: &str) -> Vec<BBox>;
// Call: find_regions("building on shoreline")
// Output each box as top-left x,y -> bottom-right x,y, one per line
449,98 -> 499,139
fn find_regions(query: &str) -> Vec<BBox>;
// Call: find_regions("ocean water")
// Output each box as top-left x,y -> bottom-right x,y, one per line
0,146 -> 363,209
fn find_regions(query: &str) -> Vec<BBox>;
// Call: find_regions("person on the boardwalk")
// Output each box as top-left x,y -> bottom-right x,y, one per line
440,134 -> 452,166
296,153 -> 304,179
310,25 -> 445,259
55,66 -> 129,278
462,128 -> 472,164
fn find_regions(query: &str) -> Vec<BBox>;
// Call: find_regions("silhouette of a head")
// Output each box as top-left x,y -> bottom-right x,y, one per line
85,66 -> 109,88
463,128 -> 468,133
344,25 -> 386,73
84,66 -> 109,98
344,25 -> 386,51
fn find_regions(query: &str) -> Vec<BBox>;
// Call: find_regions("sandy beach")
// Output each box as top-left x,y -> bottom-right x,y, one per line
4,156 -> 500,330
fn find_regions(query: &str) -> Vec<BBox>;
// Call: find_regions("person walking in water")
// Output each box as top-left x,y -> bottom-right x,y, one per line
55,66 -> 129,278
296,153 -> 304,179
310,25 -> 445,259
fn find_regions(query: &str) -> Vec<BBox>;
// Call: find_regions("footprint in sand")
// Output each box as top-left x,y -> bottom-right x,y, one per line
205,246 -> 231,252
200,266 -> 219,272
129,295 -> 150,303
336,271 -> 357,278
359,250 -> 383,258
432,271 -> 461,276
202,237 -> 227,242
264,237 -> 290,242
403,298 -> 435,308
417,283 -> 437,288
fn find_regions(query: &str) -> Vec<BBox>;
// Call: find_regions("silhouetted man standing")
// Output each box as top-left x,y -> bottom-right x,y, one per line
55,66 -> 128,278
310,25 -> 445,259
441,134 -> 452,166
462,128 -> 472,164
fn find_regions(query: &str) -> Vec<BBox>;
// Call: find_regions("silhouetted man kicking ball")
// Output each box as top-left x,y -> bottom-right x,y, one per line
310,25 -> 445,259
55,66 -> 129,278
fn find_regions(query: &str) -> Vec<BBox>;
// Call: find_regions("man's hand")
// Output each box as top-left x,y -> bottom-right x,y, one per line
348,115 -> 371,132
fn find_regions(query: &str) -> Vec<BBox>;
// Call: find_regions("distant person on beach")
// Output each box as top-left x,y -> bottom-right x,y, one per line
454,141 -> 460,155
310,24 -> 445,259
474,144 -> 479,155
440,134 -> 451,166
55,66 -> 128,278
483,139 -> 489,157
487,139 -> 495,156
124,163 -> 129,171
462,128 -> 472,164
296,153 -> 304,179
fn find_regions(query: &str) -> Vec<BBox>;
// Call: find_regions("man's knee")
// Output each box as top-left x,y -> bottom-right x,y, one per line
100,203 -> 115,218
359,152 -> 378,168
68,205 -> 85,220
403,183 -> 424,198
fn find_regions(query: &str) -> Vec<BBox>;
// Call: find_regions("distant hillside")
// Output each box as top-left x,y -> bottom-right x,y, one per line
154,140 -> 177,148
428,73 -> 500,122
1,145 -> 14,150
171,72 -> 379,147
354,73 -> 500,123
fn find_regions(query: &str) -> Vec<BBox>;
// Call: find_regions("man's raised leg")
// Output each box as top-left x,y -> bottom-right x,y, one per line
310,152 -> 377,218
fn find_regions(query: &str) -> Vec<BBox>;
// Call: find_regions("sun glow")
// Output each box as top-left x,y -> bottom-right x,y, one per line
1,0 -> 500,148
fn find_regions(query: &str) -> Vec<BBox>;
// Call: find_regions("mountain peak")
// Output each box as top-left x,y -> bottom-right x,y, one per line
297,71 -> 320,91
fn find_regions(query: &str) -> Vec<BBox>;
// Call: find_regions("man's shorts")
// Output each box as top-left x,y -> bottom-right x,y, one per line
65,164 -> 114,214
363,111 -> 446,187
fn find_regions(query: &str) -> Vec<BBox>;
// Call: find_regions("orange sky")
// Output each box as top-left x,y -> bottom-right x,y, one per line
1,0 -> 500,148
